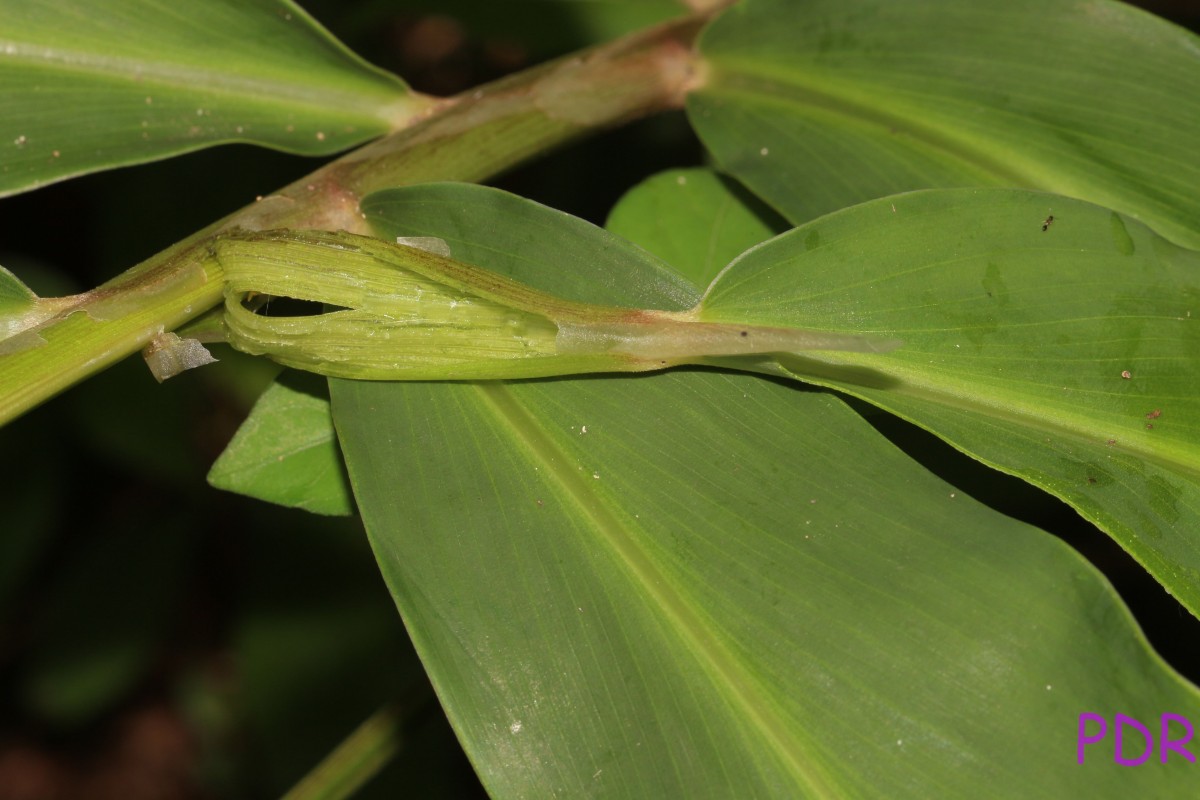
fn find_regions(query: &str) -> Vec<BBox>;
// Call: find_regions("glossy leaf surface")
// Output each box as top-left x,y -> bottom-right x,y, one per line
698,187 -> 1200,615
328,182 -> 1200,797
689,0 -> 1200,248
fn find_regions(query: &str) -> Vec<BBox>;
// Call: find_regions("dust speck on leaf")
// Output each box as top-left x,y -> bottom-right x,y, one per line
13,135 -> 26,147
316,131 -> 326,141
759,147 -> 769,156
1121,370 -> 1132,379
1146,409 -> 1162,420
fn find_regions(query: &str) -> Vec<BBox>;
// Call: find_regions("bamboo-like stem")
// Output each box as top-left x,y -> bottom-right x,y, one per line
280,703 -> 404,800
0,12 -> 715,425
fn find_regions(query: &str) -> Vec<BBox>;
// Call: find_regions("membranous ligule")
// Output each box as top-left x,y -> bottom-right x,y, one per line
220,229 -> 566,379
216,229 -> 897,380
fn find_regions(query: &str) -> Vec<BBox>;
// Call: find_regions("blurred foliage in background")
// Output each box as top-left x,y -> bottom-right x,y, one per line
0,1 -> 1197,798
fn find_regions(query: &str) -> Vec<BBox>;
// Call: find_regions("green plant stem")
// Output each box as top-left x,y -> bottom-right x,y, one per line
280,703 -> 403,800
0,13 -> 713,425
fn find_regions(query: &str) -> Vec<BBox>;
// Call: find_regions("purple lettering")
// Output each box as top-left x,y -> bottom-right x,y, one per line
1160,713 -> 1196,764
1115,713 -> 1153,766
1078,713 -> 1108,764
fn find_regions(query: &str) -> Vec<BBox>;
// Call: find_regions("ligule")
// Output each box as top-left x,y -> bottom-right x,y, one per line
217,230 -> 564,379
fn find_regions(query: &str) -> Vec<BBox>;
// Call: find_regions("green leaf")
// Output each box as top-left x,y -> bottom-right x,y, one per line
700,186 -> 1200,615
689,0 -> 1200,247
0,0 -> 425,196
208,370 -> 354,516
606,166 -> 786,288
331,183 -> 1200,796
361,182 -> 701,311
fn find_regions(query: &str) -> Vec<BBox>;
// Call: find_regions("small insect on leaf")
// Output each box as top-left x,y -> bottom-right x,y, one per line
1041,215 -> 1055,232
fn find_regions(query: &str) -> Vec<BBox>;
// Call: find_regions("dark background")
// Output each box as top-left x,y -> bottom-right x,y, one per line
1,2 -> 1197,798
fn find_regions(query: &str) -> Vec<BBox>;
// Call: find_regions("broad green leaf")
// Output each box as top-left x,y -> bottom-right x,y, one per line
699,187 -> 1200,614
606,167 -> 786,288
689,0 -> 1200,247
0,0 -> 425,196
361,181 -> 700,311
329,182 -> 1200,796
208,370 -> 353,516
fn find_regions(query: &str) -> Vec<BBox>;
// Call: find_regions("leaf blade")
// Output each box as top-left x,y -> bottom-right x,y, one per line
700,186 -> 1200,613
331,182 -> 1200,796
0,0 -> 424,195
690,0 -> 1200,246
208,370 -> 354,516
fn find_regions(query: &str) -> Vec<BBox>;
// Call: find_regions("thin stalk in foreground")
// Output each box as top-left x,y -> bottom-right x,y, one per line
281,703 -> 404,800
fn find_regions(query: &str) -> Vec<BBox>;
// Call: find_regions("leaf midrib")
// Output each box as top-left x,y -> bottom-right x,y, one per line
701,67 -> 1034,189
0,41 -> 399,120
471,381 -> 845,799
